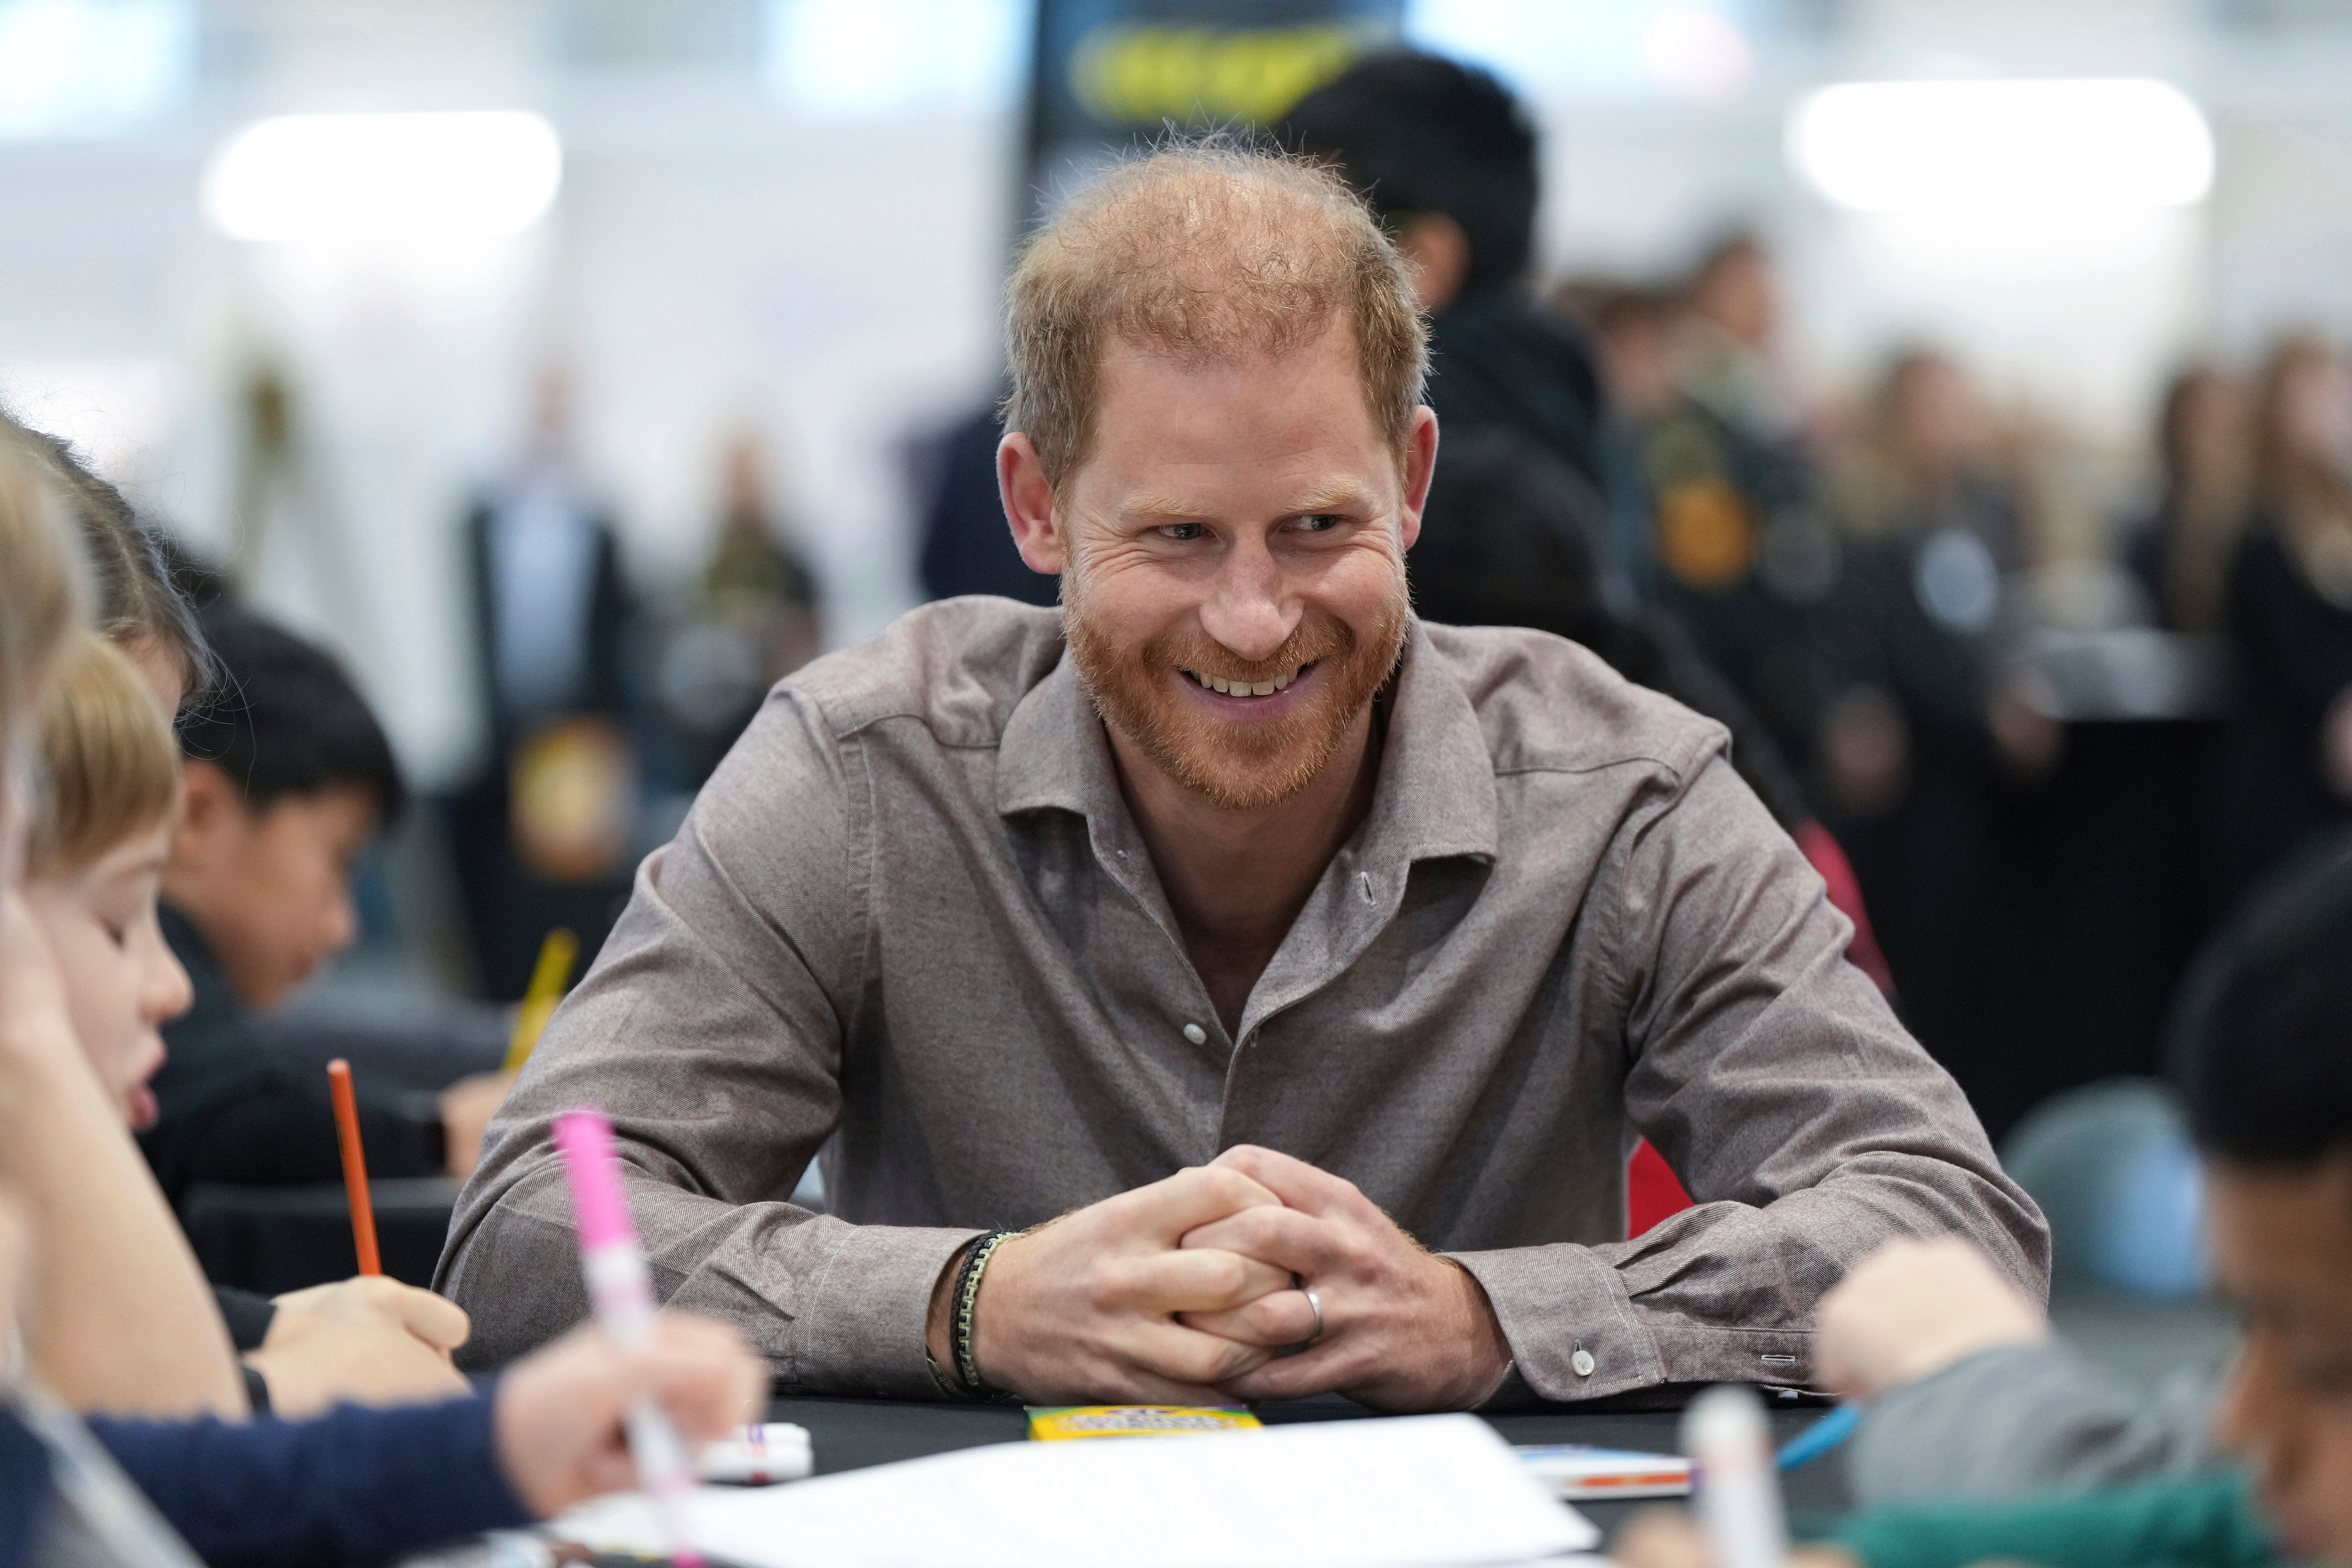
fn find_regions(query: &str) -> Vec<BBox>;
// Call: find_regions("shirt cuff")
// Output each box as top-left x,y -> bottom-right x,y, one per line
1451,1243 -> 1821,1401
1447,1243 -> 1666,1401
777,1218 -> 983,1400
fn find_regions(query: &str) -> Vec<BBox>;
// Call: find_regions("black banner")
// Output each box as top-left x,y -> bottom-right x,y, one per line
1022,0 -> 1406,228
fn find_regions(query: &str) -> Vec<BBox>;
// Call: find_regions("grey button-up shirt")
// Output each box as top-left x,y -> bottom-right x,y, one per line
441,599 -> 2047,1400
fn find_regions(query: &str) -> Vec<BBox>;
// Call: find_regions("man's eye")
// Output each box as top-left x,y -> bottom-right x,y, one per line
1296,513 -> 1341,533
1160,523 -> 1207,542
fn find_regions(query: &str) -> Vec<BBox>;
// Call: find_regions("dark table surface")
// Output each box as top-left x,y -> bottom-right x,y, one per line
765,1394 -> 1854,1540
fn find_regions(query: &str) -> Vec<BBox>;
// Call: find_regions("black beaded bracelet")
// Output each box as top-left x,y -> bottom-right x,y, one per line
950,1229 -> 1017,1401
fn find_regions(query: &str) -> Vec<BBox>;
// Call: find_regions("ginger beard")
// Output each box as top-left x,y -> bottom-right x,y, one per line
1062,549 -> 1410,812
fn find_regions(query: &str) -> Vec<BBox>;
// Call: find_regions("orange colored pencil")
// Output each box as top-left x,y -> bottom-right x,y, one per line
326,1058 -> 381,1276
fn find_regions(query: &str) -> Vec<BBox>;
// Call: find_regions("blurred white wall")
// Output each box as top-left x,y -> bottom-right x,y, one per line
2,0 -> 2351,784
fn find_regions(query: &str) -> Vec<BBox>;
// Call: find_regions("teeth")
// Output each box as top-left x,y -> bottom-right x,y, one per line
1186,667 -> 1303,697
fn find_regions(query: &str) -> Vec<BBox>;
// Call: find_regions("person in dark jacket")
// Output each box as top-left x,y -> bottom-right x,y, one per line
2213,337 -> 2352,905
144,608 -> 511,1209
1281,52 -> 1891,1002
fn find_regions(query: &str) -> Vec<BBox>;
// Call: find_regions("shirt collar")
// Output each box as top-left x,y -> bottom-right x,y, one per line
995,618 -> 1499,870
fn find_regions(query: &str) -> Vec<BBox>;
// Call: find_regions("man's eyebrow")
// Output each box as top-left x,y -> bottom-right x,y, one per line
1118,480 -> 1373,522
1285,479 -> 1372,513
1121,493 -> 1220,521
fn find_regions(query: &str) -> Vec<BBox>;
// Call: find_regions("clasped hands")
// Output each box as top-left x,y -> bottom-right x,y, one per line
930,1145 -> 1511,1413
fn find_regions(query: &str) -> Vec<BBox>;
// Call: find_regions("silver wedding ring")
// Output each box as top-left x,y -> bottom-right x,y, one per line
1300,1285 -> 1325,1345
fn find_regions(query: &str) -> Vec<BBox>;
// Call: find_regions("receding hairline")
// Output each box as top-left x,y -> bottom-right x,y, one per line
1004,142 -> 1429,494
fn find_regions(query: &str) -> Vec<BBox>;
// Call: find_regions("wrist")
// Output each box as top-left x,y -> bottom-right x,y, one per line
1438,1258 -> 1512,1409
924,1241 -> 974,1377
948,1230 -> 1019,1400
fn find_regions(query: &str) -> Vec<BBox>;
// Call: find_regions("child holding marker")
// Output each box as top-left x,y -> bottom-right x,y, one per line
19,630 -> 476,1415
0,419 -> 766,1568
5,422 -> 515,1416
1618,842 -> 2352,1568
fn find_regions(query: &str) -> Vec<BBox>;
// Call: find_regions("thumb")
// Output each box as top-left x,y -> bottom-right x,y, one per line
389,1287 -> 471,1351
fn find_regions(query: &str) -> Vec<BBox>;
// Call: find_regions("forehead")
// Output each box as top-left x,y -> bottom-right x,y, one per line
1074,326 -> 1391,509
2208,1159 -> 2352,1318
257,783 -> 380,848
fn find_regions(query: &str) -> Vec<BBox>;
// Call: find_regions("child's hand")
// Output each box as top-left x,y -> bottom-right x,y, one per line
438,1070 -> 516,1178
244,1276 -> 472,1417
0,891 -> 99,1111
492,1312 -> 765,1518
1814,1235 -> 2048,1399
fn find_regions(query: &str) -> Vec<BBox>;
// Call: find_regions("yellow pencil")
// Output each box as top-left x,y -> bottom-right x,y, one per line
502,927 -> 579,1074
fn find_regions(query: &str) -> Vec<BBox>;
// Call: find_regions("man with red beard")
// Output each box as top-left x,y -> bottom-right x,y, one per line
443,148 -> 2045,1411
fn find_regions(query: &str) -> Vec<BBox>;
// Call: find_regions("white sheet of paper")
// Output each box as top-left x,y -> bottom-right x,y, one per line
553,1413 -> 1598,1568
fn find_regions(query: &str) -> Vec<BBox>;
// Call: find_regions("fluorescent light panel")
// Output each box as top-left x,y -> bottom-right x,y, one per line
1788,79 -> 2214,214
202,110 -> 563,243
0,0 -> 192,140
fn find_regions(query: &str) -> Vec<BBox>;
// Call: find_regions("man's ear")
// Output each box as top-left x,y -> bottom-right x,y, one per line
998,432 -> 1067,576
1397,406 -> 1439,555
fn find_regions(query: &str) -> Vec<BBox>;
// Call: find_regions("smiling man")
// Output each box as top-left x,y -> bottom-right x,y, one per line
443,147 -> 2045,1408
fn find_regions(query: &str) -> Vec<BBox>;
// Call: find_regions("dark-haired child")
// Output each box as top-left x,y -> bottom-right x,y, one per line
142,605 -> 510,1209
1617,836 -> 2352,1568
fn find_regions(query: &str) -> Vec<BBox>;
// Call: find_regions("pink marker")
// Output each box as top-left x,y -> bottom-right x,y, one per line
554,1110 -> 705,1568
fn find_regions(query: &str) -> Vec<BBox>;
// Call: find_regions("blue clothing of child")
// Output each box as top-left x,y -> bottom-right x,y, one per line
6,1386 -> 534,1568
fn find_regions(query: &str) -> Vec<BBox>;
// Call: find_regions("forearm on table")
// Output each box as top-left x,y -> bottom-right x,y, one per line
1450,1165 -> 2044,1404
443,1157 -> 977,1396
0,1027 -> 245,1419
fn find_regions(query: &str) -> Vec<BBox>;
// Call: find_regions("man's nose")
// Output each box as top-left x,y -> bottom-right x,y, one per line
1198,537 -> 1302,664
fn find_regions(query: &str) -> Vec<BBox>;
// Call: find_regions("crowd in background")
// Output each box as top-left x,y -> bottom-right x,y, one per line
1557,240 -> 2352,1138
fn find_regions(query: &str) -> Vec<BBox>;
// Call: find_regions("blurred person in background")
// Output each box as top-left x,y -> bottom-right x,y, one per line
453,366 -> 642,1000
917,389 -> 1061,607
2120,365 -> 2250,634
150,605 -> 512,1205
653,433 -> 823,787
1571,242 -> 1849,798
1576,283 -> 1679,599
1815,348 -> 2062,1130
2214,336 -> 2352,904
1286,58 -> 1889,1013
1285,53 -> 1603,502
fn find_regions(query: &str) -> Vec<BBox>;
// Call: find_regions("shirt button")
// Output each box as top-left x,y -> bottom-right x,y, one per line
1182,1022 -> 1208,1045
1571,1348 -> 1596,1378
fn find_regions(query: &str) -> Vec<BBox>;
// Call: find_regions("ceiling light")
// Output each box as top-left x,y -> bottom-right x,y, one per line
1787,79 -> 2213,214
202,110 -> 563,243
